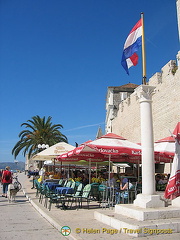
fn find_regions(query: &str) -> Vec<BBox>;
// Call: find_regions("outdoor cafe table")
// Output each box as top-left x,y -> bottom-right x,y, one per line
43,182 -> 62,191
55,187 -> 74,195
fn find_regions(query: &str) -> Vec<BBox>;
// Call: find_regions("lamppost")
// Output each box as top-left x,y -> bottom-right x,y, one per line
37,143 -> 49,169
14,160 -> 18,173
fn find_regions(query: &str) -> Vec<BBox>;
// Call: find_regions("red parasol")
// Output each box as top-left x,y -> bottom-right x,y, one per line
164,122 -> 180,199
57,133 -> 142,163
86,133 -> 142,162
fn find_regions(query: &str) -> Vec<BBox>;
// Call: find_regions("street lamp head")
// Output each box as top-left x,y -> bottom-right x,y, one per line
38,143 -> 49,149
41,144 -> 46,149
38,144 -> 42,149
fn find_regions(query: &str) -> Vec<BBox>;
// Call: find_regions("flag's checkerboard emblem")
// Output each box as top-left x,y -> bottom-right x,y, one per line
60,226 -> 71,236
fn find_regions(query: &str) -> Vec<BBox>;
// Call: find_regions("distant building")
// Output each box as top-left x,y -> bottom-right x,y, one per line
25,154 -> 38,171
105,83 -> 138,133
96,126 -> 103,139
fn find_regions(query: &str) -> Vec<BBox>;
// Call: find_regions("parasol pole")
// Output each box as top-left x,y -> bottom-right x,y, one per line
170,158 -> 172,173
68,164 -> 70,179
61,161 -> 62,176
96,162 -> 98,178
53,158 -> 56,175
137,159 -> 140,182
108,155 -> 111,187
89,159 -> 91,184
141,12 -> 146,85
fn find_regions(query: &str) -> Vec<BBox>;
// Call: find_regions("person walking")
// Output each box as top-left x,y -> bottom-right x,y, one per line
2,166 -> 12,198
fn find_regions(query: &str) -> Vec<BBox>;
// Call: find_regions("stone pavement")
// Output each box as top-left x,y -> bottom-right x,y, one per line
1,173 -> 180,240
0,174 -> 64,240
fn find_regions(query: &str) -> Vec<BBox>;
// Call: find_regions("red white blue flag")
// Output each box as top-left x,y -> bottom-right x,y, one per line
121,19 -> 142,75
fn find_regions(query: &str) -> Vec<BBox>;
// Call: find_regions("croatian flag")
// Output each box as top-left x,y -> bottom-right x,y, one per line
121,19 -> 142,75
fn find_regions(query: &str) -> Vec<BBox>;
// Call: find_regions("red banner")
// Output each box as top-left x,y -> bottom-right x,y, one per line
164,170 -> 180,199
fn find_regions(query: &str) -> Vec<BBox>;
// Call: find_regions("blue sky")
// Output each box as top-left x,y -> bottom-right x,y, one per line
0,0 -> 179,162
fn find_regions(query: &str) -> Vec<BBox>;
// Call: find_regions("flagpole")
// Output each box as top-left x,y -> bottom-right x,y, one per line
141,12 -> 146,85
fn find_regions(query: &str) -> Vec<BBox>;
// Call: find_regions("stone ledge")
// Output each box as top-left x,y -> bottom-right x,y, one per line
115,204 -> 180,221
94,209 -> 180,237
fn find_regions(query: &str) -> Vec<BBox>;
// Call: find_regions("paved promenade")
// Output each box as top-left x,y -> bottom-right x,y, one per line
1,173 -> 180,240
0,174 -> 63,240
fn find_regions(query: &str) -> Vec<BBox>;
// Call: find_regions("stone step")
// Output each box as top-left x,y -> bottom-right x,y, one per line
115,204 -> 180,221
94,209 -> 180,237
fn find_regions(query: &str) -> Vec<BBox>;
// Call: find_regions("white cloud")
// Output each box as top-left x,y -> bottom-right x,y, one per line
64,122 -> 105,132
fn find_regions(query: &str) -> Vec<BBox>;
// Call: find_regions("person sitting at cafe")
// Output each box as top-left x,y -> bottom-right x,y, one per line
116,178 -> 134,204
155,174 -> 161,184
82,174 -> 89,186
158,175 -> 168,184
108,173 -> 117,187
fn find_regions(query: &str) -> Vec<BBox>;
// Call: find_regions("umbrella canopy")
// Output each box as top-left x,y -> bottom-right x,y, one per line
86,133 -> 141,162
57,134 -> 141,163
32,142 -> 75,161
57,143 -> 107,162
154,137 -> 175,162
164,122 -> 180,199
57,133 -> 142,186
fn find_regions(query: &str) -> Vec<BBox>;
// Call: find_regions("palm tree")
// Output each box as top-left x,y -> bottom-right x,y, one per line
12,115 -> 68,159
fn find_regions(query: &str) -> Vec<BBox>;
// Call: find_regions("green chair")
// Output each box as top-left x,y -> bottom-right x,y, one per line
58,179 -> 64,186
90,183 -> 100,201
72,184 -> 92,209
48,181 -> 82,210
48,191 -> 63,211
98,184 -> 108,208
47,181 -> 74,211
38,184 -> 47,204
34,180 -> 42,198
65,180 -> 72,188
63,183 -> 83,208
44,185 -> 57,208
63,179 -> 68,187
70,181 -> 76,190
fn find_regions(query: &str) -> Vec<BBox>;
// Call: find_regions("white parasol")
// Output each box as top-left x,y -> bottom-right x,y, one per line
32,142 -> 75,161
154,136 -> 175,162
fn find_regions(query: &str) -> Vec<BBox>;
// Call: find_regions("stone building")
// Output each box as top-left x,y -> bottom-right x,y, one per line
105,83 -> 139,133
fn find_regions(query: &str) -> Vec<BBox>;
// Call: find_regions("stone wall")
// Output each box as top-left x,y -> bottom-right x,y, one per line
112,52 -> 180,143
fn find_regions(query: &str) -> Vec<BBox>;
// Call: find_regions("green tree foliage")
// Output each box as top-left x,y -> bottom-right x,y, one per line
12,115 -> 68,159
